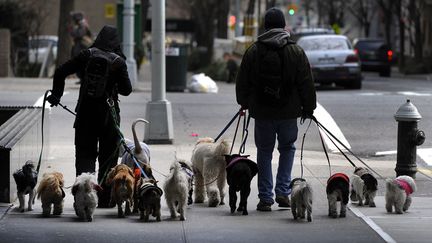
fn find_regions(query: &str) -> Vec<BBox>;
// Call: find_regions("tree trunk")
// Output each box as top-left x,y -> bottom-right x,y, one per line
56,0 -> 74,67
216,0 -> 230,38
409,0 -> 423,62
141,0 -> 150,34
395,0 -> 405,70
192,2 -> 218,66
364,22 -> 370,37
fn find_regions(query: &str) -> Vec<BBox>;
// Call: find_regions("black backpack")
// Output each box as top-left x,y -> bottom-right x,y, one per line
255,42 -> 291,107
84,48 -> 119,98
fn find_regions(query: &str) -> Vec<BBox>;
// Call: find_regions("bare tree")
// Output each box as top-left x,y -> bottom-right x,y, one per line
407,0 -> 424,62
322,0 -> 346,28
377,0 -> 395,48
56,0 -> 74,67
265,0 -> 276,9
302,0 -> 314,27
394,0 -> 406,69
348,0 -> 376,37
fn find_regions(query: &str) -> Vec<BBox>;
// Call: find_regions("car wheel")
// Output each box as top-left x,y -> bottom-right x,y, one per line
344,79 -> 362,90
379,67 -> 391,77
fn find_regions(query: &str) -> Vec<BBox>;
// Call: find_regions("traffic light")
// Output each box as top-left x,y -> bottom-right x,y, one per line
288,3 -> 298,16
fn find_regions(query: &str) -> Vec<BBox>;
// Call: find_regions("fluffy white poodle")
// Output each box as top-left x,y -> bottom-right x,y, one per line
385,175 -> 416,214
191,137 -> 230,207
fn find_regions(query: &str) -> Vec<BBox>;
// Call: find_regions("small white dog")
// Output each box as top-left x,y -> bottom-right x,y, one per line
191,137 -> 230,207
350,167 -> 378,207
72,173 -> 102,222
289,178 -> 313,222
37,172 -> 65,217
385,175 -> 416,214
164,159 -> 194,221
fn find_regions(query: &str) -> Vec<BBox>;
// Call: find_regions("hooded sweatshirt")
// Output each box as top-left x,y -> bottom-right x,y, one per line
51,25 -> 132,128
235,28 -> 316,119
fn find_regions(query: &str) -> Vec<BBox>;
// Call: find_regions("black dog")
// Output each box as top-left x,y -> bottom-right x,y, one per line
13,161 -> 38,212
326,173 -> 350,218
137,179 -> 163,222
224,154 -> 258,215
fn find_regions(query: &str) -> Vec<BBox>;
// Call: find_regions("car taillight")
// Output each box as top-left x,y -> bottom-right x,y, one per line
345,54 -> 359,63
354,48 -> 359,55
387,50 -> 393,61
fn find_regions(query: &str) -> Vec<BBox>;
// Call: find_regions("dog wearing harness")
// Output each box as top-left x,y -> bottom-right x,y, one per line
13,161 -> 38,212
350,167 -> 378,207
289,178 -> 313,222
137,178 -> 163,222
164,159 -> 194,221
326,173 -> 350,218
385,175 -> 416,214
224,154 -> 258,215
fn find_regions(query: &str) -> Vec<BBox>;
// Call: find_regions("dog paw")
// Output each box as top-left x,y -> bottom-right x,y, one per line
307,216 -> 312,222
329,213 -> 337,218
180,215 -> 185,221
219,201 -> 225,205
87,217 -> 93,222
19,208 -> 24,213
27,207 -> 33,211
230,208 -> 236,214
339,213 -> 346,218
369,202 -> 376,207
156,216 -> 161,222
194,198 -> 204,204
242,210 -> 248,216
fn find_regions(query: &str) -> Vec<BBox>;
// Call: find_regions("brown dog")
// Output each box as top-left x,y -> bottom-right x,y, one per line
36,172 -> 65,217
106,164 -> 135,218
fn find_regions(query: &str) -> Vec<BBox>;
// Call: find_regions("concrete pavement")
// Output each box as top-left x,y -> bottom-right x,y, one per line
1,66 -> 432,243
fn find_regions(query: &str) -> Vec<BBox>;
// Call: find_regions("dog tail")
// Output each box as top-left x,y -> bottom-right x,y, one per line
215,139 -> 231,156
132,118 -> 149,155
385,178 -> 398,194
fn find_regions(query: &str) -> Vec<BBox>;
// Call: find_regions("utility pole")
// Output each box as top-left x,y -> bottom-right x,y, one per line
144,0 -> 174,144
123,0 -> 137,89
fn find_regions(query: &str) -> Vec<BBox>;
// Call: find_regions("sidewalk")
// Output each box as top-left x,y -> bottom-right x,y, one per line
1,72 -> 432,243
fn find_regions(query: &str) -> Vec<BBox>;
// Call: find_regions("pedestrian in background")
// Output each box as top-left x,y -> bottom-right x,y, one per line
223,52 -> 238,83
235,7 -> 316,211
47,25 -> 132,208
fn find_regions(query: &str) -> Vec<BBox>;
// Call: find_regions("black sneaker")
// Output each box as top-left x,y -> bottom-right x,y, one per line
275,195 -> 290,207
256,201 -> 272,211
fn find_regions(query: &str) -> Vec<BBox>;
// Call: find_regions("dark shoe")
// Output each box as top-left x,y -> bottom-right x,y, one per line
275,195 -> 290,207
256,201 -> 272,211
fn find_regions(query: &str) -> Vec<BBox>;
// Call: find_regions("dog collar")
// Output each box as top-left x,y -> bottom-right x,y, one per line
396,178 -> 413,195
327,173 -> 350,184
182,167 -> 194,178
140,182 -> 163,196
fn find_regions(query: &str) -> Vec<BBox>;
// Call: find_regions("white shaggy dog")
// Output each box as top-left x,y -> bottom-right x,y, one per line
385,175 -> 416,214
191,137 -> 230,207
72,173 -> 101,222
289,178 -> 313,222
164,159 -> 194,221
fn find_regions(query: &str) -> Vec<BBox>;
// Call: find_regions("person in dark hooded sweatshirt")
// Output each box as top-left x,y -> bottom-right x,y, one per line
47,25 -> 132,207
236,8 -> 316,211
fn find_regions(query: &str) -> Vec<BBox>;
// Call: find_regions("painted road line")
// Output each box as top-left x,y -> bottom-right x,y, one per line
417,148 -> 432,166
375,150 -> 397,156
314,102 -> 351,152
397,91 -> 432,97
349,206 -> 396,243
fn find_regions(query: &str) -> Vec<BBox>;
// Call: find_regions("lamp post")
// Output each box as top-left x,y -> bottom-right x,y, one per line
123,0 -> 137,89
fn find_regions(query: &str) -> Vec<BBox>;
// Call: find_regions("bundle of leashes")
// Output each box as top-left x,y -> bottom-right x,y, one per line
214,108 -> 250,155
300,115 -> 384,180
38,90 -> 153,185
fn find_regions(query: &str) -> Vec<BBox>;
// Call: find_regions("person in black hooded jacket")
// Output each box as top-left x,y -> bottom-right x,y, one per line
47,25 -> 132,207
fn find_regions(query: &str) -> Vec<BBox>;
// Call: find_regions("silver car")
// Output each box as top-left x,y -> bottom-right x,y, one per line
297,34 -> 362,89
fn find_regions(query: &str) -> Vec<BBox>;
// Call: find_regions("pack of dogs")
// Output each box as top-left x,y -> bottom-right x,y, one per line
12,127 -> 418,222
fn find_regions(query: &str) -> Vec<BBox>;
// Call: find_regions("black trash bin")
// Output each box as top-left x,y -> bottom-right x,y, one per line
166,44 -> 188,92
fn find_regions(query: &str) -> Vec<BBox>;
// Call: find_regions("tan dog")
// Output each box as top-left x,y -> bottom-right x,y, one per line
36,172 -> 65,217
191,137 -> 230,207
106,164 -> 135,218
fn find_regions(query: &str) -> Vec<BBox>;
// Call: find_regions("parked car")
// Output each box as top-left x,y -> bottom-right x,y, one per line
353,38 -> 392,77
297,34 -> 362,89
28,35 -> 58,64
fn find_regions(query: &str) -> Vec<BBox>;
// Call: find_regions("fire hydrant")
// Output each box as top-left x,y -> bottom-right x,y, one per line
394,99 -> 426,178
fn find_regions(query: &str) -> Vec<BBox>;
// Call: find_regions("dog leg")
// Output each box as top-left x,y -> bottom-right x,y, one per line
339,203 -> 347,218
168,200 -> 177,219
139,209 -> 144,220
178,201 -> 186,221
385,200 -> 393,213
28,190 -> 35,211
144,207 -> 150,222
17,192 -> 25,212
125,200 -> 132,216
117,202 -> 125,218
291,201 -> 298,220
154,204 -> 161,222
53,201 -> 63,216
229,187 -> 237,214
239,186 -> 251,215
85,206 -> 93,222
327,193 -> 338,218
300,205 -> 306,219
306,201 -> 313,222
194,172 -> 205,203
350,189 -> 358,202
357,193 -> 363,206
217,170 -> 226,205
403,195 -> 412,212
367,191 -> 376,207
42,202 -> 51,217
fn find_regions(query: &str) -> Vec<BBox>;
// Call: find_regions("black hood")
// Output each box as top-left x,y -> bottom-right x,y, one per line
92,25 -> 126,59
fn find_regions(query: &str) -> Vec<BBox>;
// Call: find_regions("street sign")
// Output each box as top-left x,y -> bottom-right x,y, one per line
105,4 -> 115,19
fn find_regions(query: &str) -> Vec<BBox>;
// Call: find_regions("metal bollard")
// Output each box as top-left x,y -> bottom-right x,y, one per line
394,99 -> 426,178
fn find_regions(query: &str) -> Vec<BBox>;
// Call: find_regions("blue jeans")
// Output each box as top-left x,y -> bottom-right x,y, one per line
254,119 -> 298,204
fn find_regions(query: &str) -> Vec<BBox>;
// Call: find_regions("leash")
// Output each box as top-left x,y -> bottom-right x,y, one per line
36,90 -> 50,173
229,110 -> 245,154
239,112 -> 251,154
312,116 -> 384,179
214,109 -> 242,142
299,118 -> 313,179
